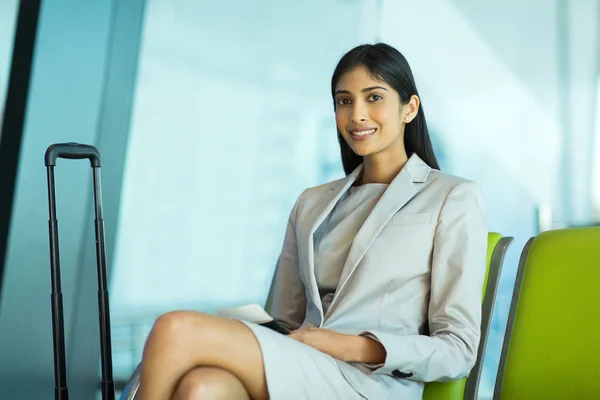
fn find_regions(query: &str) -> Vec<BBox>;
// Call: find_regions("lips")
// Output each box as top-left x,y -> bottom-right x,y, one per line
348,127 -> 377,140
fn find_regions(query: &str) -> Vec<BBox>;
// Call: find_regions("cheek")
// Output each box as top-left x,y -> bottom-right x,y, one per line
376,112 -> 403,139
335,109 -> 348,130
371,107 -> 397,126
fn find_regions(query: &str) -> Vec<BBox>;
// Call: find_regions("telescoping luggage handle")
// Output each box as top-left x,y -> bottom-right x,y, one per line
45,143 -> 115,400
45,142 -> 101,167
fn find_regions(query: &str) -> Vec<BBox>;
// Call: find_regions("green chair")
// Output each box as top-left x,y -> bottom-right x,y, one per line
493,227 -> 600,399
422,233 -> 513,400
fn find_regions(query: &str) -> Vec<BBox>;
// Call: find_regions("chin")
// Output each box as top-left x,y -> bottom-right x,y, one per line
349,144 -> 376,157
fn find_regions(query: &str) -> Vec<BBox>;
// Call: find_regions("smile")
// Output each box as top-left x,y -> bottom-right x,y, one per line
349,128 -> 377,140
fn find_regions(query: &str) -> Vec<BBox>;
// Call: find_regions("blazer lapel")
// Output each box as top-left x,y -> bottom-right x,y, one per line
324,154 -> 432,319
299,165 -> 363,321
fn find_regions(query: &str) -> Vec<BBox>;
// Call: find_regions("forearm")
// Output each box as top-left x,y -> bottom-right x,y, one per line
339,334 -> 387,364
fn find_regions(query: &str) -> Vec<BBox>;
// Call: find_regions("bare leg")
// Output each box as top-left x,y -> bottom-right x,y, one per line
137,311 -> 268,400
171,367 -> 251,400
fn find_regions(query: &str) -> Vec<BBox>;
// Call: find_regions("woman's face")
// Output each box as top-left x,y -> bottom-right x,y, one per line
334,66 -> 414,159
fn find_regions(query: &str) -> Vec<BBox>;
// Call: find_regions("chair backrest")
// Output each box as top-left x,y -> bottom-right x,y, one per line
423,232 -> 513,400
494,227 -> 600,399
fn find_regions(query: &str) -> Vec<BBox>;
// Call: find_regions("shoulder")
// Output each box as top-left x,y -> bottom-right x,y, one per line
302,178 -> 343,198
424,169 -> 483,198
427,169 -> 478,189
296,176 -> 344,202
424,170 -> 485,216
289,176 -> 345,218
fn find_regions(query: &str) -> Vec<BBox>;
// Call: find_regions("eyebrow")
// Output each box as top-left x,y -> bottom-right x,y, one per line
334,86 -> 389,96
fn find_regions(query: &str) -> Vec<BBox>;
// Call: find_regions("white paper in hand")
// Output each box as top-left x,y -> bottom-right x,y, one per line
217,303 -> 291,334
216,303 -> 273,324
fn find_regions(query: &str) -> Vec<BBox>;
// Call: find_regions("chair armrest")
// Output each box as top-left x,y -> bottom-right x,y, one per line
120,362 -> 142,400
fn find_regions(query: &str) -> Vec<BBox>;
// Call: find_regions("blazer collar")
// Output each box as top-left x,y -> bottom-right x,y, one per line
308,152 -> 431,238
299,164 -> 362,321
303,153 -> 432,323
310,152 -> 431,227
402,152 -> 432,183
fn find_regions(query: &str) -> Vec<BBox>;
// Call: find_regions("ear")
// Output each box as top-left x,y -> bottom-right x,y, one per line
402,95 -> 420,123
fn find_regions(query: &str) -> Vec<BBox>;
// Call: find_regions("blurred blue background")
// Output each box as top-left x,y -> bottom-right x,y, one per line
0,1 -> 599,399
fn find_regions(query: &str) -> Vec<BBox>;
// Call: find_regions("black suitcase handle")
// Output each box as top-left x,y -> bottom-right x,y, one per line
45,142 -> 101,167
45,143 -> 114,400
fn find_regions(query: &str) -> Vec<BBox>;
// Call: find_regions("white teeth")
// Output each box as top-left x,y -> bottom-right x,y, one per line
351,128 -> 376,136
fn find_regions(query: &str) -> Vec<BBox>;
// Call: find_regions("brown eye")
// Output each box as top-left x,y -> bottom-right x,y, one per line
337,98 -> 351,105
369,94 -> 383,102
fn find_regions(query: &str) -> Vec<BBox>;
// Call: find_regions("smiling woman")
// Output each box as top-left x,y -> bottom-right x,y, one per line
136,42 -> 488,400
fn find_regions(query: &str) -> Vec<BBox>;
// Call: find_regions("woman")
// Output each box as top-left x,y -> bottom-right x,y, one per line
137,43 -> 487,400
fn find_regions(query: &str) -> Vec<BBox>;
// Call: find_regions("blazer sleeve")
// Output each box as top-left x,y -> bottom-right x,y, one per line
359,181 -> 488,382
269,192 -> 307,330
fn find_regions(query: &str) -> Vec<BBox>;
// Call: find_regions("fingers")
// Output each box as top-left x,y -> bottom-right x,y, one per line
294,326 -> 317,332
288,325 -> 323,344
288,330 -> 305,342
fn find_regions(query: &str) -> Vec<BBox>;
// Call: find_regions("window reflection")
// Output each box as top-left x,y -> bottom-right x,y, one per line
0,0 -> 19,130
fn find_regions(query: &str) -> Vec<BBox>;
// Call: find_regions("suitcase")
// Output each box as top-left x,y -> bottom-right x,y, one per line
45,142 -> 115,400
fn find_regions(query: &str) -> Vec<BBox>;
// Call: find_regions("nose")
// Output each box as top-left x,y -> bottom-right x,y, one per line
351,101 -> 367,123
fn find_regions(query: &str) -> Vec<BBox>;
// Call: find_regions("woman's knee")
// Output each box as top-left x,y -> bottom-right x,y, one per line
172,367 -> 249,400
149,311 -> 208,343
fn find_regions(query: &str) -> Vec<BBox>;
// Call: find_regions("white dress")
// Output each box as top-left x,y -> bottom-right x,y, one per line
241,183 -> 416,399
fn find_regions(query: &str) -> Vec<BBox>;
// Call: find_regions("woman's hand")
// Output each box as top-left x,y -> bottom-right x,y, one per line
288,326 -> 387,364
288,326 -> 352,361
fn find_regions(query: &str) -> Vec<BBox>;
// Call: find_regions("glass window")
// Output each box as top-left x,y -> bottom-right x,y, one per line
0,0 -> 19,131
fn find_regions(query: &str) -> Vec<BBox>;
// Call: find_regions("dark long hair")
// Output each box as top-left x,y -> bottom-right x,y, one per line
331,43 -> 440,175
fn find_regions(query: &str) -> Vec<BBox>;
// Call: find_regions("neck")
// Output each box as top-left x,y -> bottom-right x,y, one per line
361,150 -> 409,185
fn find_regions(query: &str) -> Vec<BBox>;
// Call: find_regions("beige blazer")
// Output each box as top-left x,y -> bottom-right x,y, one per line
270,153 -> 488,386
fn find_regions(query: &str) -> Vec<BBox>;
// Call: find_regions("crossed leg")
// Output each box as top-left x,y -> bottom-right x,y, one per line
137,311 -> 269,400
171,367 -> 251,400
